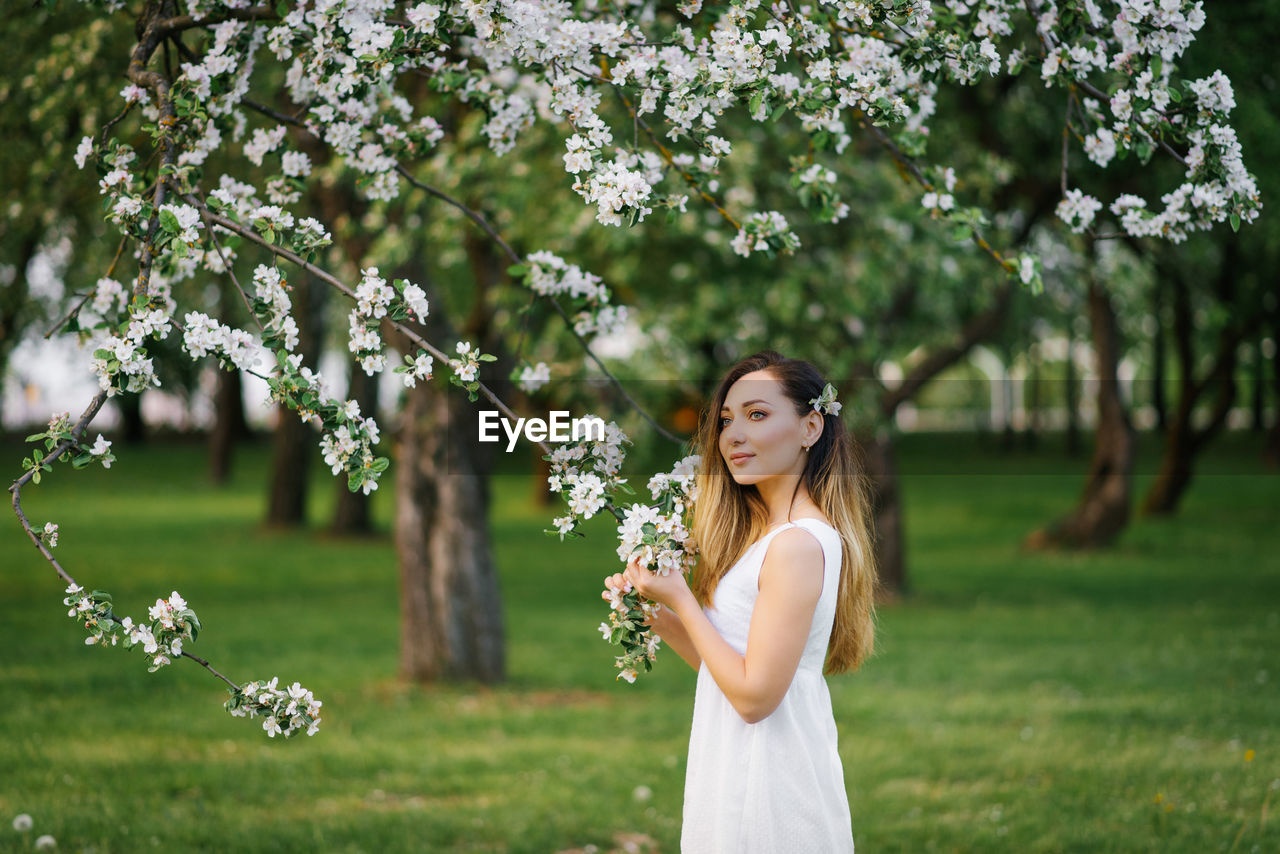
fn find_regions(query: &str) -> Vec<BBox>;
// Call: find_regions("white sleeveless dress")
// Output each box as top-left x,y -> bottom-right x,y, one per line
681,517 -> 855,853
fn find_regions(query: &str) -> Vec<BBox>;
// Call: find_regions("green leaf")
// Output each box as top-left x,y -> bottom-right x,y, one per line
1230,212 -> 1240,232
506,264 -> 527,277
158,209 -> 180,234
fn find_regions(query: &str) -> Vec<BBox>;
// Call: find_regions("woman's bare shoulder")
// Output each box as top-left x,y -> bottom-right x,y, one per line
759,526 -> 826,584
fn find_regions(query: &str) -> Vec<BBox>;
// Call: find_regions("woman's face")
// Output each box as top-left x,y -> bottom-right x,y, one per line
717,369 -> 817,485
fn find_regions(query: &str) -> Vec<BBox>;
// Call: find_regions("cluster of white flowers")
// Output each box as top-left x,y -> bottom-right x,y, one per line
345,305 -> 385,377
318,415 -> 383,495
110,194 -> 145,224
546,418 -> 631,539
396,350 -> 435,389
160,203 -> 202,245
62,585 -> 198,672
181,312 -> 261,371
250,264 -> 297,346
354,266 -> 394,319
515,362 -> 550,393
88,434 -> 114,468
248,204 -> 295,232
245,126 -> 288,168
522,251 -> 606,299
1056,188 -> 1106,234
41,521 -> 59,547
448,340 -> 481,384
59,579 -> 322,738
226,677 -> 322,738
74,135 -> 94,169
730,210 -> 800,257
91,277 -> 127,319
599,454 -> 701,682
519,250 -> 627,341
345,267 -> 398,376
1022,0 -> 1260,239
88,303 -> 173,396
400,280 -> 430,320
280,150 -> 312,177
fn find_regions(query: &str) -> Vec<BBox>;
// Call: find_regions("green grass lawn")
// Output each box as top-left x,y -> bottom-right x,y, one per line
1,431 -> 1277,853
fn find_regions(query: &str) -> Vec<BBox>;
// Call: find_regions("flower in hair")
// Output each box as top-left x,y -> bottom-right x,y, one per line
809,383 -> 841,417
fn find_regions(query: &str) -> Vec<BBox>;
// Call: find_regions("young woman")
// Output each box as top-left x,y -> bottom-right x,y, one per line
605,350 -> 877,853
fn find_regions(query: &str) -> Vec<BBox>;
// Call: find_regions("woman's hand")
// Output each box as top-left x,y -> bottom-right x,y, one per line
623,554 -> 695,613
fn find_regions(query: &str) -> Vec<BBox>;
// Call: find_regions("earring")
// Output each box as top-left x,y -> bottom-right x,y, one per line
802,445 -> 809,453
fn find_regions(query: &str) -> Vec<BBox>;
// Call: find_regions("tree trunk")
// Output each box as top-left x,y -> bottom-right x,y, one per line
531,447 -> 553,507
1064,333 -> 1081,456
117,392 -> 146,443
861,432 -> 905,600
1024,268 -> 1135,549
266,408 -> 310,525
332,357 -> 379,535
857,277 -> 1018,598
209,368 -> 249,485
387,225 -> 512,682
1141,244 -> 1248,515
395,370 -> 505,682
1151,279 -> 1168,434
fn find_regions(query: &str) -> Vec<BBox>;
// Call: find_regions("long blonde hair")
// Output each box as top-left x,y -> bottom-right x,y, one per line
690,350 -> 877,675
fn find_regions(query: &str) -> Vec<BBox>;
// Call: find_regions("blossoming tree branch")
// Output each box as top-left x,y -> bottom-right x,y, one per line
11,0 -> 1258,733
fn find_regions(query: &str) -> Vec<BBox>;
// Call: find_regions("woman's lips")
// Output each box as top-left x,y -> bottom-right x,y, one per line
729,453 -> 754,465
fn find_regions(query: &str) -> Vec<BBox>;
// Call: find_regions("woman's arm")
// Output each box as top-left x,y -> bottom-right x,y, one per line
646,605 -> 701,671
626,528 -> 824,723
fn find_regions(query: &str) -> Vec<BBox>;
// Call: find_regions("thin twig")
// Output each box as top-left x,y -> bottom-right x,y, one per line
395,165 -> 521,264
192,190 -> 266,332
1073,77 -> 1188,167
44,235 -> 131,339
184,196 -> 536,433
241,83 -> 681,443
157,5 -> 276,36
179,651 -> 240,691
392,168 -> 684,443
599,64 -> 741,230
9,390 -> 112,586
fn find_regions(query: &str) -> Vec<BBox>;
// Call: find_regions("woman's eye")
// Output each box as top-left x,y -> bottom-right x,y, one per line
749,410 -> 765,420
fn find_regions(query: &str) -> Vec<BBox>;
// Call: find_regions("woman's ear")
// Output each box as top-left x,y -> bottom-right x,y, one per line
803,410 -> 824,447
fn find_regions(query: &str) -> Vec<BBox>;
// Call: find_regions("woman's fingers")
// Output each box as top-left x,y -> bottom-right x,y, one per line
602,572 -> 632,594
